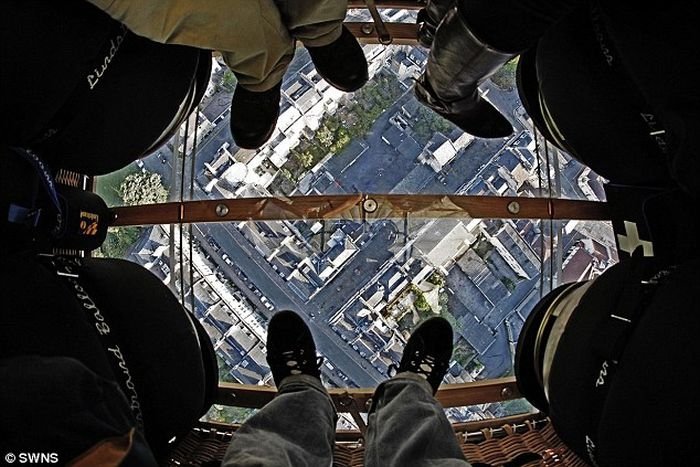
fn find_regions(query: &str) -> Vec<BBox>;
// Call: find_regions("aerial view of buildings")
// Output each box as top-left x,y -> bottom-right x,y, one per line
99,10 -> 618,425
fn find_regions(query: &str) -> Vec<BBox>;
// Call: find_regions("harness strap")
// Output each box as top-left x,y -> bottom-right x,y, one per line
38,254 -> 145,432
584,252 -> 667,465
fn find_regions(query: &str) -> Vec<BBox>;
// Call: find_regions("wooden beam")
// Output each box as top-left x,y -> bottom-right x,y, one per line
111,195 -> 609,227
345,22 -> 418,45
215,377 -> 520,410
197,411 -> 544,442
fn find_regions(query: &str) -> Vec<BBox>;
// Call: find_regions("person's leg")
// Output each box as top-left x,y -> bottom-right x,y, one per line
417,0 -> 456,48
413,3 -> 516,139
365,373 -> 470,467
86,0 -> 295,149
365,317 -> 471,467
222,374 -> 336,467
223,310 -> 335,467
414,0 -> 588,139
86,0 -> 293,90
275,0 -> 368,93
275,0 -> 348,47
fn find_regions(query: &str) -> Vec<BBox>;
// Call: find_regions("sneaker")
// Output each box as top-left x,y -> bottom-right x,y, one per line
229,82 -> 281,149
266,310 -> 322,387
306,26 -> 368,92
393,317 -> 453,394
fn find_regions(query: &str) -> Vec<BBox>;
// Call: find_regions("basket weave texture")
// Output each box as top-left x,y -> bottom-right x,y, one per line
167,418 -> 588,467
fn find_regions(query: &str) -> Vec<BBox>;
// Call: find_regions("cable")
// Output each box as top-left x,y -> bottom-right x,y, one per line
543,138 -> 555,293
178,110 -> 191,309
188,106 -> 200,314
534,128 -> 546,299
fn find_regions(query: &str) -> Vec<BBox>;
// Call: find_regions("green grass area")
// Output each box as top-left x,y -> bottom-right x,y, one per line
270,72 -> 406,195
99,226 -> 142,258
490,57 -> 519,91
95,164 -> 137,207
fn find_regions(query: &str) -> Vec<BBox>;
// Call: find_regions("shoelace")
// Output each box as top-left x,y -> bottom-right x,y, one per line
388,350 -> 446,379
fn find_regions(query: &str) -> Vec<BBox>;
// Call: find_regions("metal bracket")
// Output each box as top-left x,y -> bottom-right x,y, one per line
364,0 -> 393,44
338,392 -> 368,436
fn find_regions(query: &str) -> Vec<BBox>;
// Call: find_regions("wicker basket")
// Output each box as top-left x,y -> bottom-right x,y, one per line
167,417 -> 588,467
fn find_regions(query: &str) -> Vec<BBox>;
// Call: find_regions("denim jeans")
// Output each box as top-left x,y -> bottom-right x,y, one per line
222,372 -> 470,467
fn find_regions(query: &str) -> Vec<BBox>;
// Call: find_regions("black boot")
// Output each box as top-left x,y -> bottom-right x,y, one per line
306,26 -> 368,92
266,310 -> 322,388
416,0 -> 455,48
393,317 -> 453,394
229,81 -> 281,149
414,5 -> 516,138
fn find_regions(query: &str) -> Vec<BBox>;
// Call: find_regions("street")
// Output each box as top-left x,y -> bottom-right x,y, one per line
127,52 -> 568,392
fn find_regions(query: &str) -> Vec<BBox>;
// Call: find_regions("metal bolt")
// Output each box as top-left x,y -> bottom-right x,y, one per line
507,201 -> 520,215
363,198 -> 378,213
215,203 -> 230,217
361,24 -> 374,35
501,386 -> 513,399
338,393 -> 353,408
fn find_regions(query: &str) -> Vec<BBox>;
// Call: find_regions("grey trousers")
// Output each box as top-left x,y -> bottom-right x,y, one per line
86,0 -> 347,91
223,372 -> 471,467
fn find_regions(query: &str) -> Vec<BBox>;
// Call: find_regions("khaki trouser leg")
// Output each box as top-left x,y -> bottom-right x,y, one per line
274,0 -> 348,47
86,0 -> 295,91
86,0 -> 348,89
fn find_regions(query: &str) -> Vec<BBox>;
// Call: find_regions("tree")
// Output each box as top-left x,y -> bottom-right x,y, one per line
413,107 -> 455,144
118,171 -> 168,206
99,171 -> 166,258
490,57 -> 519,91
427,271 -> 445,287
330,129 -> 351,154
411,285 -> 433,317
296,150 -> 315,170
280,167 -> 295,182
99,226 -> 141,258
316,124 -> 335,148
221,69 -> 237,91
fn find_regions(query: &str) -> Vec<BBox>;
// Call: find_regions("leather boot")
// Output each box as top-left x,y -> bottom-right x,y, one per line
307,26 -> 368,92
416,0 -> 455,48
414,5 -> 517,138
229,81 -> 281,149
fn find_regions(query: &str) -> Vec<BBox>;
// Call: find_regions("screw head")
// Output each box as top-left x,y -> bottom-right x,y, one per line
361,24 -> 374,35
363,198 -> 378,213
501,386 -> 514,399
215,203 -> 229,217
507,201 -> 520,215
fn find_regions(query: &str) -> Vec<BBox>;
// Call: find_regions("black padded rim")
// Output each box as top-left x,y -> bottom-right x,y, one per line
515,282 -> 580,412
